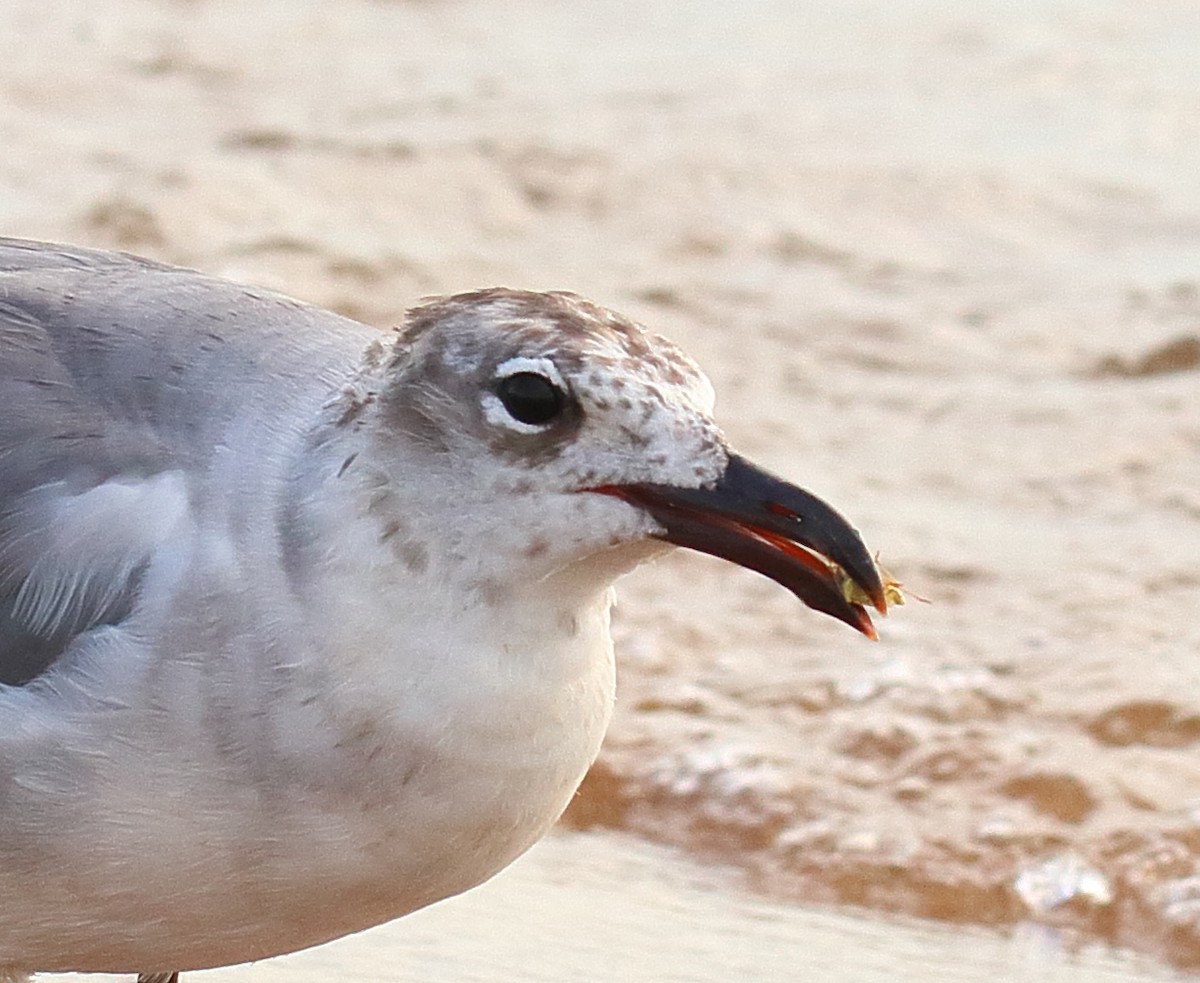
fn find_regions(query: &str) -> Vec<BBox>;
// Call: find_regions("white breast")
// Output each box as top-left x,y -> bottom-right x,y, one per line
0,502 -> 617,974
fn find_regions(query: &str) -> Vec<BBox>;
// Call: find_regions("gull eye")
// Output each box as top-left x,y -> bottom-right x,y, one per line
495,372 -> 566,426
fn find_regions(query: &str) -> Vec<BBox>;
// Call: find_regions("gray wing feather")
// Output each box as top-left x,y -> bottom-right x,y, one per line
0,238 -> 375,684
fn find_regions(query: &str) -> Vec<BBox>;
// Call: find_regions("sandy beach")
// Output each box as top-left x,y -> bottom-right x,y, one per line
5,0 -> 1200,978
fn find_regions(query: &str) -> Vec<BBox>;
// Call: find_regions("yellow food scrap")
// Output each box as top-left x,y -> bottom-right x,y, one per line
836,560 -> 913,609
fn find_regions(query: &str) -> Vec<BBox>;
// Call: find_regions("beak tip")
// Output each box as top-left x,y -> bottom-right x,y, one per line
853,606 -> 879,639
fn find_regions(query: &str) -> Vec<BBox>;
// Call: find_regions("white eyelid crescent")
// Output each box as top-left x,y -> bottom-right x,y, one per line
482,392 -> 547,433
484,356 -> 568,433
494,356 -> 565,390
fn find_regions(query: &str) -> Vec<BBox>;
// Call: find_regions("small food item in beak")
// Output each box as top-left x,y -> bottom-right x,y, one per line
835,559 -> 916,609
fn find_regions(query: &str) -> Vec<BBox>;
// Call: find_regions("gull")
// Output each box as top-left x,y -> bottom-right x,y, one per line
0,238 -> 886,982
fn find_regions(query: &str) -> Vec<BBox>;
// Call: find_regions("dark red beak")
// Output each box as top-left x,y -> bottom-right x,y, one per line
592,453 -> 885,637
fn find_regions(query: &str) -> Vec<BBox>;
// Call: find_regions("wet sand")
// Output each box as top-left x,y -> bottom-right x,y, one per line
7,0 -> 1200,977
77,833 -> 1188,983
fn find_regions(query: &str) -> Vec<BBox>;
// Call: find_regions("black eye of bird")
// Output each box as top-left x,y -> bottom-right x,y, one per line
495,372 -> 567,426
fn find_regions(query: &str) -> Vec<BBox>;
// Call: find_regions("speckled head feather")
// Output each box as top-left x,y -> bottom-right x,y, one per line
376,288 -> 725,488
294,286 -> 735,598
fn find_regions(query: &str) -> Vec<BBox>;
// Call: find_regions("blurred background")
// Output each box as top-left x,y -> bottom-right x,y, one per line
7,1 -> 1200,979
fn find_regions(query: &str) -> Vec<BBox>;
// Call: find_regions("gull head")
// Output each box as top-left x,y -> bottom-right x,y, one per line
336,288 -> 884,632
